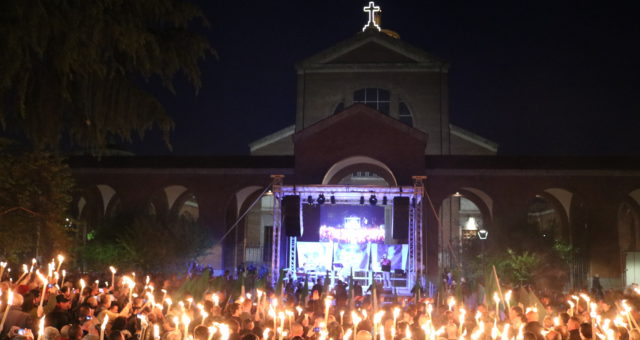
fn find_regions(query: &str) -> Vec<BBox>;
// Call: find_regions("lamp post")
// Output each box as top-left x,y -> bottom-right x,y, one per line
478,229 -> 488,278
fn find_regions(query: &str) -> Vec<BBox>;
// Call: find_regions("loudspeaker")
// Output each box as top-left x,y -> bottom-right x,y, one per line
282,195 -> 301,237
393,197 -> 409,239
301,204 -> 320,242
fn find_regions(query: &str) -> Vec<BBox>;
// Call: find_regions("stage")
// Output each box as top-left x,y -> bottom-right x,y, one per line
269,175 -> 426,293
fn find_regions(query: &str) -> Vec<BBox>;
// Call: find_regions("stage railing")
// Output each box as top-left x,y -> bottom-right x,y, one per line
283,268 -> 410,291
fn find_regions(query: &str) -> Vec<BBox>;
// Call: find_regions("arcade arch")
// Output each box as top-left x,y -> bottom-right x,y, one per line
618,199 -> 640,253
619,191 -> 640,286
526,192 -> 569,241
172,191 -> 199,221
146,185 -> 200,221
438,188 -> 492,270
232,186 -> 275,267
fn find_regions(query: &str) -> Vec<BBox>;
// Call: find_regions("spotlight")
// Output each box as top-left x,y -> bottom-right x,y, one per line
307,195 -> 314,204
330,195 -> 336,204
317,194 -> 326,204
369,195 -> 377,205
360,195 -> 365,205
382,196 -> 388,205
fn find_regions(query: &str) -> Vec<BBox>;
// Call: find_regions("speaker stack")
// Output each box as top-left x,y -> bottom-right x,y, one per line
282,195 -> 301,237
392,196 -> 409,239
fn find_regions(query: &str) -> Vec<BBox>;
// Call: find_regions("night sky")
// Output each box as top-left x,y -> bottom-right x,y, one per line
131,1 -> 640,156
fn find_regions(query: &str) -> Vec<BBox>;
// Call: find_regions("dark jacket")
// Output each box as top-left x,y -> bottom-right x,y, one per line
45,307 -> 73,330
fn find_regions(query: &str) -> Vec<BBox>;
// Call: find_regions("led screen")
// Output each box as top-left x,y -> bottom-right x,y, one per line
319,204 -> 385,243
296,241 -> 408,272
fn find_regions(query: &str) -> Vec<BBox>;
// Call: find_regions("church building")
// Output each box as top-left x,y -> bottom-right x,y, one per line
71,3 -> 640,291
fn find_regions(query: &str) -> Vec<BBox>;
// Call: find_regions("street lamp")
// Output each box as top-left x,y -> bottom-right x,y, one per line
477,229 -> 488,240
478,228 -> 488,277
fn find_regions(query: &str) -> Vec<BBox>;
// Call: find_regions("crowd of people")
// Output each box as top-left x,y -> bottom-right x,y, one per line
1,259 -> 640,340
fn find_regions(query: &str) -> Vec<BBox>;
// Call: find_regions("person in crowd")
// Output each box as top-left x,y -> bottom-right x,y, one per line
46,295 -> 73,330
0,294 -> 34,340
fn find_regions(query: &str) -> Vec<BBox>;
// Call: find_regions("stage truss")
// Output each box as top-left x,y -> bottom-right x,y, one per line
270,175 -> 425,290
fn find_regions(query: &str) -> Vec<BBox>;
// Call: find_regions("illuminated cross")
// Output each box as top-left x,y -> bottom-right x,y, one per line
362,1 -> 381,32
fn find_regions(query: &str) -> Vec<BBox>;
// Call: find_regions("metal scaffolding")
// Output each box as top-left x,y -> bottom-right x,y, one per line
270,175 -> 284,287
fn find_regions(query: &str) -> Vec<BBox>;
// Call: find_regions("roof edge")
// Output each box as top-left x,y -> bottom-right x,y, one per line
249,125 -> 296,152
293,103 -> 428,144
296,30 -> 448,71
450,124 -> 499,153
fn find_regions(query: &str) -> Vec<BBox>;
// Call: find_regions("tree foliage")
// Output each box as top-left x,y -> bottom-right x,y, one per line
82,212 -> 213,272
0,146 -> 75,262
0,0 -> 214,153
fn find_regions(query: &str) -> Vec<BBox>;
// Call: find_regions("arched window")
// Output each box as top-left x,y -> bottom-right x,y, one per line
353,88 -> 390,115
177,193 -> 199,221
338,170 -> 389,186
527,195 -> 563,240
398,101 -> 414,127
439,193 -> 485,270
243,194 -> 274,265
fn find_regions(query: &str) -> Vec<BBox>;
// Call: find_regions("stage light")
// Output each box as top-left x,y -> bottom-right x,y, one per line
360,196 -> 365,205
369,195 -> 377,205
307,195 -> 314,204
330,195 -> 336,204
317,194 -> 326,204
382,196 -> 387,205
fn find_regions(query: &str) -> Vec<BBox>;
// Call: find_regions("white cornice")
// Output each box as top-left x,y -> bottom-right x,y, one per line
450,124 -> 499,153
249,125 -> 295,152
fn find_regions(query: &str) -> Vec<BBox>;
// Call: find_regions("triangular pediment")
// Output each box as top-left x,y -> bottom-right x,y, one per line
293,103 -> 427,144
330,41 -> 418,64
296,30 -> 447,70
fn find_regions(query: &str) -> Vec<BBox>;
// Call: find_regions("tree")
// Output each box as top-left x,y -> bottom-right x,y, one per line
0,145 -> 75,262
82,211 -> 213,272
0,0 -> 214,154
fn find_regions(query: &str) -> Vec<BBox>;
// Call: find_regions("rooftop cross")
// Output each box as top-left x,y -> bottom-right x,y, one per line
362,1 -> 381,32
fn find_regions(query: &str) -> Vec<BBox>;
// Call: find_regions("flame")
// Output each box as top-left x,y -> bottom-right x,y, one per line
36,270 -> 47,284
501,324 -> 510,340
7,290 -> 13,307
38,317 -> 46,339
343,329 -> 352,340
352,311 -> 362,327
491,322 -> 499,340
448,297 -> 456,310
218,323 -> 229,340
374,311 -> 385,324
505,290 -> 512,302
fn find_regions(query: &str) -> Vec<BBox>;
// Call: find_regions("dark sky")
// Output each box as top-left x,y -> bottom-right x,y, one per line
131,1 -> 640,156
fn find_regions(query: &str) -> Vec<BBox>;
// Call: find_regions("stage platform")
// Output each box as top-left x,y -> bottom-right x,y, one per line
286,268 -> 415,296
